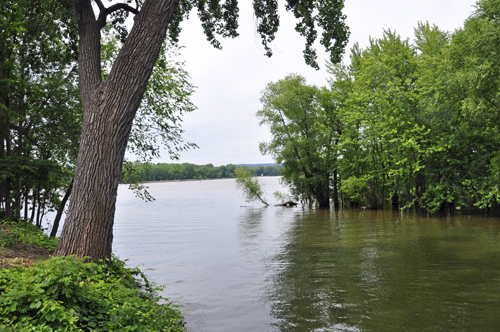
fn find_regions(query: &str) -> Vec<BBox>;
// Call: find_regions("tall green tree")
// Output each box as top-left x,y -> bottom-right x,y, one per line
55,0 -> 350,261
343,31 -> 422,209
446,0 -> 500,208
0,0 -> 197,234
0,0 -> 80,222
331,15 -> 500,212
412,22 -> 466,212
258,74 -> 338,207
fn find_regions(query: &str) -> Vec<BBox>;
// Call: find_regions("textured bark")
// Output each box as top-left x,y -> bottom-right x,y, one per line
55,0 -> 179,261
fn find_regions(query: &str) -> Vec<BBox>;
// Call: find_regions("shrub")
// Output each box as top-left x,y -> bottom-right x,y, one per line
0,255 -> 184,331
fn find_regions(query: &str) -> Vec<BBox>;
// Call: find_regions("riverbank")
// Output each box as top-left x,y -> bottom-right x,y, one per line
0,219 -> 185,331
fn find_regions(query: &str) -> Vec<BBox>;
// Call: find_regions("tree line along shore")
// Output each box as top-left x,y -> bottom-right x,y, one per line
255,16 -> 500,213
120,162 -> 282,182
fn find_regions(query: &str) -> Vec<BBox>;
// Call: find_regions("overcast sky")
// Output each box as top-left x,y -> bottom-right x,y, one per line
148,0 -> 478,166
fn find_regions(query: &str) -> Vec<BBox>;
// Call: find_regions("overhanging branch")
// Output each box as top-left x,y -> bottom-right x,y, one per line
96,0 -> 140,29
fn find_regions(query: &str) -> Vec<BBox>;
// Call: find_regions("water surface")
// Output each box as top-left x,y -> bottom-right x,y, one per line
113,177 -> 500,331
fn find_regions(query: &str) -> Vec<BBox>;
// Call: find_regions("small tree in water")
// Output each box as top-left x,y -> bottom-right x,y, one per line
235,168 -> 268,206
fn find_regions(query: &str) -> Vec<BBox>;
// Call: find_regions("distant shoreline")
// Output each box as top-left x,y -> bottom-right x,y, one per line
141,178 -> 231,184
124,175 -> 280,185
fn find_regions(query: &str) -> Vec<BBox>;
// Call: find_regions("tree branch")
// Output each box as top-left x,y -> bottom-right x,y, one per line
97,2 -> 140,29
94,0 -> 105,11
485,96 -> 500,109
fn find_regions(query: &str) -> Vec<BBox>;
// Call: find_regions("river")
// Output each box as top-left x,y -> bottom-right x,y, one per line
111,176 -> 500,331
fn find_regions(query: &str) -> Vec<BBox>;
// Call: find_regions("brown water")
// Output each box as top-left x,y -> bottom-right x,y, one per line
113,177 -> 500,331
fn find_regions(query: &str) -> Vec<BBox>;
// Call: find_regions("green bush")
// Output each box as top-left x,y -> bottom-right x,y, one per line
0,255 -> 185,331
0,220 -> 58,251
340,176 -> 369,206
0,233 -> 18,249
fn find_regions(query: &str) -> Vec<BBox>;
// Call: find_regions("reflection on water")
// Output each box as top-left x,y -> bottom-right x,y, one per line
265,209 -> 500,332
112,178 -> 500,332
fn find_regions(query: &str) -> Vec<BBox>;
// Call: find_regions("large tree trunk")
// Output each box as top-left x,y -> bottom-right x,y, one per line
55,0 -> 179,261
316,192 -> 330,208
315,177 -> 330,208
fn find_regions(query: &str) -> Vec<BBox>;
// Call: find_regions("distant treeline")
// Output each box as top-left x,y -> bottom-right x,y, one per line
121,162 -> 282,182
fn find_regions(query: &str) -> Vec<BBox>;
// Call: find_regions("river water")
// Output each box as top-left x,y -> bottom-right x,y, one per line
112,176 -> 500,331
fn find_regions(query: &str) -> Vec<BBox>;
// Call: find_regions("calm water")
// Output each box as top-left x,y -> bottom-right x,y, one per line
112,177 -> 500,332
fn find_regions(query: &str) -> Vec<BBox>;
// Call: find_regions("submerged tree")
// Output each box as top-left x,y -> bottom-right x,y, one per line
235,168 -> 268,206
330,13 -> 500,212
55,0 -> 350,261
258,74 -> 338,207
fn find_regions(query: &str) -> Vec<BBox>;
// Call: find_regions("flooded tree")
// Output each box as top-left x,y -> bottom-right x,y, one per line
235,168 -> 269,206
258,74 -> 338,208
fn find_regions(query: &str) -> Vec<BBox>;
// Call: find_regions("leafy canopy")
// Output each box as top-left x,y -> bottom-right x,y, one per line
106,0 -> 350,69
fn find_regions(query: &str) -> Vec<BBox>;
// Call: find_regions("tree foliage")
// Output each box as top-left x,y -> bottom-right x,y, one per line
334,18 -> 500,212
0,0 -> 80,223
168,0 -> 349,69
121,162 -> 281,182
100,29 -> 197,162
235,167 -> 269,206
0,1 -> 199,233
258,74 -> 340,207
259,0 -> 500,213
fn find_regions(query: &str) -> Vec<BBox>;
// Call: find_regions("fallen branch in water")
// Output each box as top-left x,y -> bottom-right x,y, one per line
275,200 -> 298,207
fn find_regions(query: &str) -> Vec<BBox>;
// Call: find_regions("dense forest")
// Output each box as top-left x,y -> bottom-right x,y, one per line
121,162 -> 282,182
259,1 -> 500,212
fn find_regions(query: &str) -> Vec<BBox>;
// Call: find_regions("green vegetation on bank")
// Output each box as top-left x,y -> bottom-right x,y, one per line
0,220 -> 58,253
120,162 -> 282,183
0,220 -> 185,332
258,0 -> 500,213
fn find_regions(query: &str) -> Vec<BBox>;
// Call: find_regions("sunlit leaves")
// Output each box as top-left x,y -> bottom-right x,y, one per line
130,41 -> 197,161
258,74 -> 337,206
331,9 -> 500,211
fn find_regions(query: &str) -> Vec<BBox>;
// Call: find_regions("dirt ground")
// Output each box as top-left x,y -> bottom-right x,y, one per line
0,226 -> 54,268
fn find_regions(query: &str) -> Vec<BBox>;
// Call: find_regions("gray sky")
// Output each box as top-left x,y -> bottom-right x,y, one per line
153,0 -> 478,166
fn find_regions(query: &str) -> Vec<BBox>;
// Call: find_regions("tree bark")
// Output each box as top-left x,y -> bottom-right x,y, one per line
24,188 -> 29,220
55,0 -> 179,261
315,178 -> 330,208
50,179 -> 73,238
333,170 -> 339,209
